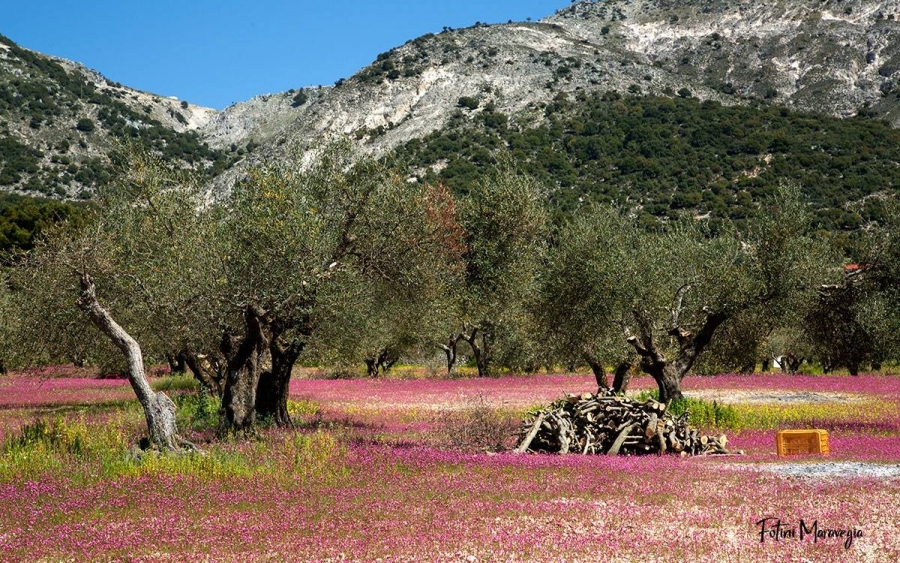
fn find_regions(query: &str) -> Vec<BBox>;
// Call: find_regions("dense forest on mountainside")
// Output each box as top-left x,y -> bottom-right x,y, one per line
397,93 -> 900,230
0,193 -> 85,256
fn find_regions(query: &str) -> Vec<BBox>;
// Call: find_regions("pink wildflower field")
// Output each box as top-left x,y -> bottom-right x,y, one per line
1,370 -> 899,562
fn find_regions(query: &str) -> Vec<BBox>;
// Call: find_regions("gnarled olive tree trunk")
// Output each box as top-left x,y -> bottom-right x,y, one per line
627,310 -> 728,404
583,352 -> 609,390
184,351 -> 225,396
611,361 -> 632,394
363,347 -> 399,378
219,305 -> 271,434
255,336 -> 303,427
220,310 -> 308,431
76,274 -> 184,451
439,333 -> 463,375
460,323 -> 492,377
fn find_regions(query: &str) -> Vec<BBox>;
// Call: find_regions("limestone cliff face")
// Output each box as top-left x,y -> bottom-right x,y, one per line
211,0 -> 898,187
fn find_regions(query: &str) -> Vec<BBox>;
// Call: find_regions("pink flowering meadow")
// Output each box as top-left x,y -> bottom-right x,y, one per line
0,373 -> 133,409
0,371 -> 898,561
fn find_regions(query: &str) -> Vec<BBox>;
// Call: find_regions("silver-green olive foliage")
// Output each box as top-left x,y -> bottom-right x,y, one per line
540,184 -> 833,400
12,146 -> 216,371
535,204 -> 635,374
13,141 -> 465,434
213,143 -> 465,428
806,196 -> 900,372
219,145 -> 461,368
451,161 -> 548,375
857,197 -> 900,361
0,272 -> 17,371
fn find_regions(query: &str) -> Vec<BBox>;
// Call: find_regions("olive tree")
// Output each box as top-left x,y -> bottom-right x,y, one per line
214,145 -> 462,430
538,186 -> 831,403
534,208 -> 635,389
0,272 -> 16,373
629,188 -> 832,402
857,198 -> 900,365
308,263 -> 458,377
807,196 -> 900,372
13,147 -> 216,450
443,162 -> 547,377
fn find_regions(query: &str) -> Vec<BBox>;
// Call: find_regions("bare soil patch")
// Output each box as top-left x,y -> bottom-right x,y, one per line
683,389 -> 866,405
750,461 -> 900,479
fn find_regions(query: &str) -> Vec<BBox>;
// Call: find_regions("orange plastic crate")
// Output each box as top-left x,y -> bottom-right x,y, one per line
776,429 -> 829,456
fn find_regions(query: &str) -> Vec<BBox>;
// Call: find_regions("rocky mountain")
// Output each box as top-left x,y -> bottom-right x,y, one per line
217,0 -> 900,183
3,0 -> 900,201
0,34 -> 224,198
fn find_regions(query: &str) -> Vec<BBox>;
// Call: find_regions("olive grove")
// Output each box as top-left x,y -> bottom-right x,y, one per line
5,139 -> 900,458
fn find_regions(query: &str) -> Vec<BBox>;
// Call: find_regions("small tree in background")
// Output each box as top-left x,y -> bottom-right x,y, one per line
0,272 -> 16,374
534,207 -> 634,390
444,161 -> 547,377
291,89 -> 309,107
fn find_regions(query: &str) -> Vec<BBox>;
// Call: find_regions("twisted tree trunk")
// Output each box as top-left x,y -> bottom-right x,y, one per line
219,305 -> 271,434
440,333 -> 462,375
76,274 -> 185,451
583,352 -> 609,390
363,347 -> 399,377
165,352 -> 187,374
184,351 -> 224,395
612,362 -> 632,394
256,337 -> 302,427
627,308 -> 728,404
460,324 -> 491,377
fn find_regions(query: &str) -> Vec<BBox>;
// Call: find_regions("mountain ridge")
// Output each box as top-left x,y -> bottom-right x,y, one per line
2,0 -> 900,199
0,34 -> 224,198
211,0 -> 900,188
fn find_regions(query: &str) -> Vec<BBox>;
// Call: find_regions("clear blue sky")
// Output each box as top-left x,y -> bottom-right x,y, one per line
3,1 -> 573,110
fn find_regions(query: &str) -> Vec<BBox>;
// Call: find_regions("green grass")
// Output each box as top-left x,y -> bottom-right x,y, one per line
634,389 -> 740,429
0,411 -> 348,483
633,388 -> 897,431
151,373 -> 200,392
729,398 -> 897,430
172,391 -> 221,432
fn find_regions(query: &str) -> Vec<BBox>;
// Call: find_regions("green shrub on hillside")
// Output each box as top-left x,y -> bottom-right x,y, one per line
396,94 -> 900,230
75,118 -> 95,133
0,193 -> 87,255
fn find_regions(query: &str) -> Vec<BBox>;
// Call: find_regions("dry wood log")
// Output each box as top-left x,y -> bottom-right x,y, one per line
645,414 -> 658,438
607,423 -> 637,456
514,412 -> 545,453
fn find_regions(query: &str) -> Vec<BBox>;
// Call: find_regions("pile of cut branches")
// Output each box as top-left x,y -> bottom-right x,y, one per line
515,391 -> 740,456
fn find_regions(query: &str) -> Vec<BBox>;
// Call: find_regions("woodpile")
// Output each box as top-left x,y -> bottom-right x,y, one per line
515,391 -> 740,456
